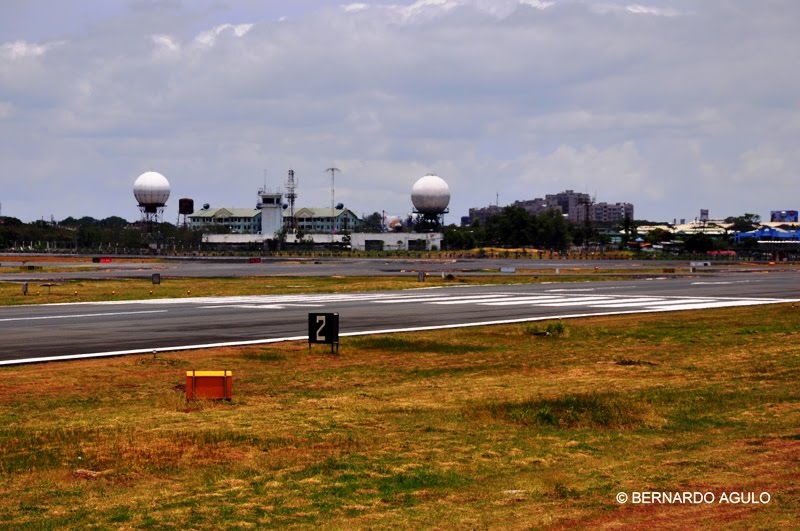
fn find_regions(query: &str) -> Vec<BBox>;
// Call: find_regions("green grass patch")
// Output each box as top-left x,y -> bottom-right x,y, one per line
524,321 -> 569,337
351,335 -> 494,355
480,392 -> 654,429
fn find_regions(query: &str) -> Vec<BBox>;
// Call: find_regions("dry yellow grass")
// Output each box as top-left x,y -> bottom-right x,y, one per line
0,306 -> 798,528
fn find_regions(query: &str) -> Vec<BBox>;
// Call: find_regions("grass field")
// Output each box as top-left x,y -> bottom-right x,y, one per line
1,304 -> 798,528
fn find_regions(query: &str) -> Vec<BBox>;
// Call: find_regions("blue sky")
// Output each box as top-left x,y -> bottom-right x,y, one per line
1,0 -> 798,224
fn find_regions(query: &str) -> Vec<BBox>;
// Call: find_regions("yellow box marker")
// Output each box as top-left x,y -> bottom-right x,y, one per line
186,370 -> 232,401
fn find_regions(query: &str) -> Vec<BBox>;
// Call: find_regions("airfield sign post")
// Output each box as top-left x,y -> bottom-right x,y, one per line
308,312 -> 339,354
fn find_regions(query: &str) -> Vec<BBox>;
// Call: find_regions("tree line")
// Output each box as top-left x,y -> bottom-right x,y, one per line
443,207 -> 585,251
0,209 -> 773,254
0,216 -> 202,252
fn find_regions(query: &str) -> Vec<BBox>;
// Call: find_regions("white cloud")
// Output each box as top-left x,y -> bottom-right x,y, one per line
519,0 -> 555,9
0,39 -> 64,60
397,0 -> 462,22
508,141 -> 657,200
592,3 -> 685,17
193,23 -> 254,47
150,34 -> 181,60
0,102 -> 14,119
0,0 -> 799,222
625,4 -> 682,17
342,3 -> 369,13
151,34 -> 180,52
734,145 -> 794,185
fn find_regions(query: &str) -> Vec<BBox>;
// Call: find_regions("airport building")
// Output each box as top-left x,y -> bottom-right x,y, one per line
188,207 -> 262,234
294,207 -> 361,234
192,173 -> 446,250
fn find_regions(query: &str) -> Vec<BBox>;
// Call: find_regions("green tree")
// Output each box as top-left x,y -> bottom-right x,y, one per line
534,209 -> 571,251
644,228 -> 674,244
684,233 -> 714,253
443,225 -> 479,250
726,213 -> 761,233
485,206 -> 535,247
362,212 -> 384,233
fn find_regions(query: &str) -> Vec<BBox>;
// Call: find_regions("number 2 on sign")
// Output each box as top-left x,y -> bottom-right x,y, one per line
316,315 -> 327,341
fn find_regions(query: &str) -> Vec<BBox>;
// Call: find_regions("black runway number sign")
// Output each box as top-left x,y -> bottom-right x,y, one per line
308,312 -> 339,354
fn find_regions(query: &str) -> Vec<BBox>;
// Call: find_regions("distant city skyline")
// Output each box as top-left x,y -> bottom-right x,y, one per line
1,1 -> 798,224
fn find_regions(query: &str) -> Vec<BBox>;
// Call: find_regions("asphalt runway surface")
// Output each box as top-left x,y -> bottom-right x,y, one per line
2,268 -> 799,364
1,255 -> 784,282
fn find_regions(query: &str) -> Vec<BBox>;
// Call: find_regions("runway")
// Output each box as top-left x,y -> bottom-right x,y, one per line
2,271 -> 799,365
2,255 -> 787,282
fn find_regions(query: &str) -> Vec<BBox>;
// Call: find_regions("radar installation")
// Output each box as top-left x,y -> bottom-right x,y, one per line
133,171 -> 170,232
411,173 -> 450,231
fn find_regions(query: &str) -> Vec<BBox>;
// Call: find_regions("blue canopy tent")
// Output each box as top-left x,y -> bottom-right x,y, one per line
734,226 -> 800,243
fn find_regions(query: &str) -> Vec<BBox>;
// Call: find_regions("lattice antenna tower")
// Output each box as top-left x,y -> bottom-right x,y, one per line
286,168 -> 298,233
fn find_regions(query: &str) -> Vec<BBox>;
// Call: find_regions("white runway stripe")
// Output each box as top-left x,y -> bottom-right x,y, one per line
532,296 -> 614,307
433,295 -> 561,305
12,291 -> 795,315
582,297 -> 662,306
649,300 -> 772,311
375,294 -> 513,304
0,310 -> 168,322
590,298 -> 710,308
478,296 -> 578,306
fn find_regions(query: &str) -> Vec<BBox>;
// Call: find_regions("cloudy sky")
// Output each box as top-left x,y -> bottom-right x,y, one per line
1,0 -> 798,224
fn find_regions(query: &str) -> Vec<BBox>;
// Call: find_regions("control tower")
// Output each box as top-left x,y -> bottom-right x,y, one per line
258,187 -> 284,237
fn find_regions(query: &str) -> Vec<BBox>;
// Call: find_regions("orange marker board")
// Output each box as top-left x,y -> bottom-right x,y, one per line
186,370 -> 232,400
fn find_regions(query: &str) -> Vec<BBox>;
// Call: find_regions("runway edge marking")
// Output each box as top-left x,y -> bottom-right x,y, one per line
3,298 -> 798,366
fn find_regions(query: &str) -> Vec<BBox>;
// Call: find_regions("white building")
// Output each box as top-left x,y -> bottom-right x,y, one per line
350,232 -> 442,251
294,207 -> 361,233
258,189 -> 284,237
189,207 -> 261,234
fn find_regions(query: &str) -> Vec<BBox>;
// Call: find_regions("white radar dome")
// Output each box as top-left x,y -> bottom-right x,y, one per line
411,174 -> 450,215
133,171 -> 171,207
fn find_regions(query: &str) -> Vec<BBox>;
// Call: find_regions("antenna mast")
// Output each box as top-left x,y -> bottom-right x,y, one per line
286,169 -> 297,233
325,167 -> 340,245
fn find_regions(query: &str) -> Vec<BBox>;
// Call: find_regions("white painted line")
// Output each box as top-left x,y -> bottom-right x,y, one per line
0,310 -> 168,323
583,297 -> 663,307
691,281 -> 752,285
0,335 -> 309,366
203,303 -> 323,310
432,295 -> 563,305
3,299 -> 798,366
650,300 -> 771,311
591,298 -> 709,308
11,292 -> 391,308
529,296 -> 612,307
374,294 -> 513,304
477,296 -> 574,306
546,288 -> 597,292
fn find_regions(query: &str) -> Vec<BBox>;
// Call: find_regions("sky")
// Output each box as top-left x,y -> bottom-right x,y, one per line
1,0 -> 798,224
